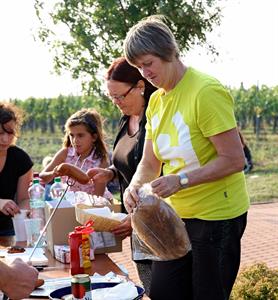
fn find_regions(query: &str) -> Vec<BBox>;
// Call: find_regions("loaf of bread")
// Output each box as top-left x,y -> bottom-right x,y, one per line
131,184 -> 191,260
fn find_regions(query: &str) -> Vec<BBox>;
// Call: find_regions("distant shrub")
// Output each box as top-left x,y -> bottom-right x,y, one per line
230,263 -> 278,300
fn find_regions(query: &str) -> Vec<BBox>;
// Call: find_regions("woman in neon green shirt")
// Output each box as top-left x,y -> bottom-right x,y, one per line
123,15 -> 249,300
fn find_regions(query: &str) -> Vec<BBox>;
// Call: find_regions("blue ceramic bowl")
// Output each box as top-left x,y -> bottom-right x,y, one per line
49,282 -> 145,300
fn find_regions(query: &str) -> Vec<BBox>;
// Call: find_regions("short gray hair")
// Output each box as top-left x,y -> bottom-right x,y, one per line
124,15 -> 180,65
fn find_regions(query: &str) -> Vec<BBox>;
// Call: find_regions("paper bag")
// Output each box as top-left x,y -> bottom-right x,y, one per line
75,204 -> 121,232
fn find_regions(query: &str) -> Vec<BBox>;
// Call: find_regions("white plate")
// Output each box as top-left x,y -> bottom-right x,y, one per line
5,247 -> 48,266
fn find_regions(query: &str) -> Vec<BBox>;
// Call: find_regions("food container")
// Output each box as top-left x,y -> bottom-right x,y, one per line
49,282 -> 145,300
68,221 -> 94,275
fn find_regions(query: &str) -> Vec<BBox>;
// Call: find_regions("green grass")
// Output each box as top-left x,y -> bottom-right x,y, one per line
246,173 -> 278,202
17,131 -> 63,172
243,128 -> 278,203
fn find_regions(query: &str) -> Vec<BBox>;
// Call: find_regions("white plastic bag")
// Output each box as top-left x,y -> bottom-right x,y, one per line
91,282 -> 138,300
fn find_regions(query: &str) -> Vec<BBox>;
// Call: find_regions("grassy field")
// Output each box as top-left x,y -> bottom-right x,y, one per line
242,128 -> 278,203
17,132 -> 63,171
17,128 -> 278,204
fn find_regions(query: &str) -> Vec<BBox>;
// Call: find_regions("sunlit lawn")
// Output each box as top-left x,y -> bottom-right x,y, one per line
243,128 -> 278,203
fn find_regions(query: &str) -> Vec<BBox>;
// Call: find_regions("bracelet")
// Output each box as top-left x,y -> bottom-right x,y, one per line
106,167 -> 117,181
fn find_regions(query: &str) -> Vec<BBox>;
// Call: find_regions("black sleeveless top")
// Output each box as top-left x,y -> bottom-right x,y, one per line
0,146 -> 33,235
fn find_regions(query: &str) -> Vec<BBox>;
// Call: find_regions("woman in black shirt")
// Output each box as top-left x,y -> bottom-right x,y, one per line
88,57 -> 156,295
0,102 -> 33,246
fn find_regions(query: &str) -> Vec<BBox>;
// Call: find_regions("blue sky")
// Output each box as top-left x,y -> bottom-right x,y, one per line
0,0 -> 277,100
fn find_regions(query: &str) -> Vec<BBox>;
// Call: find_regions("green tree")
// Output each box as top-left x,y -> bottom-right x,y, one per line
11,85 -> 278,137
269,86 -> 278,133
34,0 -> 222,95
231,83 -> 251,129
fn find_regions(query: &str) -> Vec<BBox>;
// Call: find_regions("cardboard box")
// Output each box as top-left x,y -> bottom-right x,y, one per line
45,200 -> 80,256
54,245 -> 70,264
91,232 -> 122,254
45,200 -> 122,256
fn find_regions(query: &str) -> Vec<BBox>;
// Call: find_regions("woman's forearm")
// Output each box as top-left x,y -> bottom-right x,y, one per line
130,158 -> 161,187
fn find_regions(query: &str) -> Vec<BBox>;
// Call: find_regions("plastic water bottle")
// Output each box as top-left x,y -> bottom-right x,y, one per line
27,178 -> 46,247
28,178 -> 46,229
50,177 -> 66,201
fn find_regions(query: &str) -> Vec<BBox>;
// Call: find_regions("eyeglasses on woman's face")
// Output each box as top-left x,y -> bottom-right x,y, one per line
109,84 -> 135,102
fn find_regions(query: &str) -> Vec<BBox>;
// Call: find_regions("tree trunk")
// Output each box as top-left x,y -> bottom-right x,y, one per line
49,116 -> 55,134
255,116 -> 261,140
273,116 -> 278,134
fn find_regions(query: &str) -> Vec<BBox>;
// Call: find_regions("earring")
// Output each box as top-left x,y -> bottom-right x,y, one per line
141,91 -> 144,96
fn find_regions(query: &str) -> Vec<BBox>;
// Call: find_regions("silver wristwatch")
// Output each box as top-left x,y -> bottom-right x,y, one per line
178,172 -> 189,188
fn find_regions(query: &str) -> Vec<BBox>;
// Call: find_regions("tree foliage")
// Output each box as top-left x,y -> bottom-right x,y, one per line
8,84 -> 278,140
230,84 -> 278,136
34,0 -> 222,95
12,94 -> 120,139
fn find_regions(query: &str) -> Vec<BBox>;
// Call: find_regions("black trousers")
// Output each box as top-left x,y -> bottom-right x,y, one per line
150,251 -> 193,300
185,212 -> 247,300
149,212 -> 247,300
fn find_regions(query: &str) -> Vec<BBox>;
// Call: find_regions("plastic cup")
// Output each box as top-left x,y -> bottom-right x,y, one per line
12,209 -> 29,242
65,191 -> 75,205
24,218 -> 41,247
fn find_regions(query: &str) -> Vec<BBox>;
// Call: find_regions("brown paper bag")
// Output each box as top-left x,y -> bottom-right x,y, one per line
75,204 -> 121,232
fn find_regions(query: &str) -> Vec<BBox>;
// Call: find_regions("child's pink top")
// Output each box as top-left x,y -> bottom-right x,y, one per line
64,147 -> 112,199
